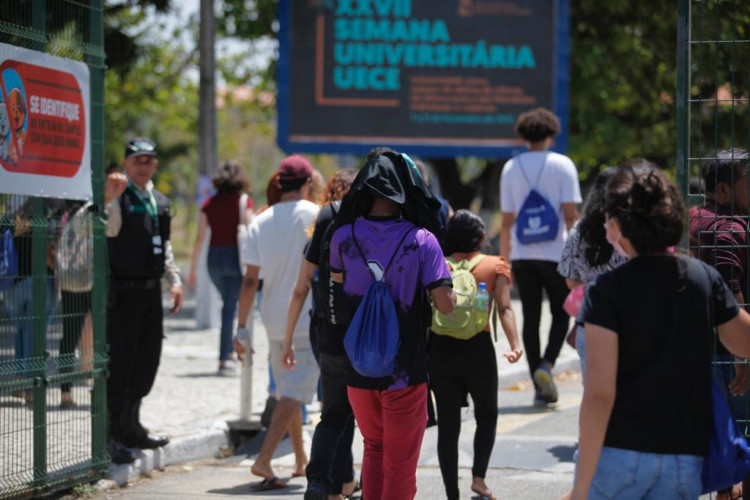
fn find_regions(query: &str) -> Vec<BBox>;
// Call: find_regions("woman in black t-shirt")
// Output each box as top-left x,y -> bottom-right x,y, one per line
564,161 -> 750,500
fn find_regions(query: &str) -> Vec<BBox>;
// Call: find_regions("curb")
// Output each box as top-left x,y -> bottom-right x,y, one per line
108,421 -> 231,487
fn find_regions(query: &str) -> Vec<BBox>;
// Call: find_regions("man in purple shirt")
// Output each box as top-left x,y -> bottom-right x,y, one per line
690,148 -> 750,499
330,151 -> 455,500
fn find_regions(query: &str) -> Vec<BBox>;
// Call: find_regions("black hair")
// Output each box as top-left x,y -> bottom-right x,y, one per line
701,148 -> 749,194
212,160 -> 250,193
605,159 -> 684,256
278,177 -> 308,193
577,167 -> 618,267
442,209 -> 485,255
514,108 -> 561,143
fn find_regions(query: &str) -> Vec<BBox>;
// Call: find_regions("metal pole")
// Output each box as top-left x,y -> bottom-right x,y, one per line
676,0 -> 698,204
31,0 -> 47,491
88,0 -> 109,474
196,0 -> 220,330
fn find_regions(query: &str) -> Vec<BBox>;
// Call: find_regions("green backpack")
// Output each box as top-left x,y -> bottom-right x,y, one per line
431,254 -> 489,340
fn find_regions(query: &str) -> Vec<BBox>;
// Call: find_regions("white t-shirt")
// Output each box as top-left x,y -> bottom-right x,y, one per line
500,151 -> 582,262
242,199 -> 319,340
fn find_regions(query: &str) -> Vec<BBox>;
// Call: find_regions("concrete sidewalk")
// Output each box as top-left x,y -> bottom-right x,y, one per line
107,291 -> 582,487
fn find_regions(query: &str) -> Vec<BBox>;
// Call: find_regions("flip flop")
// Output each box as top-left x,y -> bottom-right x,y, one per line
291,471 -> 306,478
251,476 -> 288,491
471,486 -> 497,500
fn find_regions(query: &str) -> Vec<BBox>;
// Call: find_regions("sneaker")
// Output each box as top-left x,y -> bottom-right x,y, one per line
533,361 -> 558,404
218,361 -> 237,376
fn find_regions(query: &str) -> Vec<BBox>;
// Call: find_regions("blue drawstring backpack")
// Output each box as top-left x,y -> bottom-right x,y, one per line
701,377 -> 750,494
0,228 -> 18,291
514,155 -> 559,245
343,224 -> 413,378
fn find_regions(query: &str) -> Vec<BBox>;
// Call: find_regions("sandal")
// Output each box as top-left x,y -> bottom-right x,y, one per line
471,485 -> 497,500
250,476 -> 288,491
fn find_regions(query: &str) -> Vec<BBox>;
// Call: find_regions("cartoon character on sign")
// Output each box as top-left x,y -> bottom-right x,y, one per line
8,87 -> 27,164
0,102 -> 9,161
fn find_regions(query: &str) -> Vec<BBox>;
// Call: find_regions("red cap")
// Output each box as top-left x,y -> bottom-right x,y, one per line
277,155 -> 313,180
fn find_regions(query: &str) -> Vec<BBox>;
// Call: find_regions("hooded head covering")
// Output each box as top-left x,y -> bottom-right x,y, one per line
335,150 -> 444,236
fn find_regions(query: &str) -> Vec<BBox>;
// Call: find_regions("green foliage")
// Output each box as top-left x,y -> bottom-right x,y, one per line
568,1 -> 678,181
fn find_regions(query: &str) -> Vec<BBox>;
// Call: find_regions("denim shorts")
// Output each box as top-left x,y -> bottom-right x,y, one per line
585,446 -> 702,499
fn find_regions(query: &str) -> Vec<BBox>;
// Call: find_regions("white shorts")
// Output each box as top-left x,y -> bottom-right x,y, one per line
268,338 -> 319,405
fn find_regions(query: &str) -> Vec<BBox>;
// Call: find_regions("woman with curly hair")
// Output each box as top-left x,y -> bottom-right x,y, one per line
564,160 -> 750,499
188,161 -> 254,375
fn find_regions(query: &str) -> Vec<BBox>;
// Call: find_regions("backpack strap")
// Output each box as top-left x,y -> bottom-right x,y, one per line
447,253 -> 486,271
350,220 -> 414,282
516,154 -> 549,191
466,253 -> 486,271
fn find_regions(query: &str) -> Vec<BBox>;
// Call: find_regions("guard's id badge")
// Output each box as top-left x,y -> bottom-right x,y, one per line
152,235 -> 163,255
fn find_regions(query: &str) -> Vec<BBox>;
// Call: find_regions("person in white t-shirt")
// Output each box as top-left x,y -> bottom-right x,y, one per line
500,108 -> 582,406
233,155 -> 320,491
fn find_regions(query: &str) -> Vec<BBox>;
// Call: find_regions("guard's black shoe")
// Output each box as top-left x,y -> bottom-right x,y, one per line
108,441 -> 136,464
122,433 -> 170,449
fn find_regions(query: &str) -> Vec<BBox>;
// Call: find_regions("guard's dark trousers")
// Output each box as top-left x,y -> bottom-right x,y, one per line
107,284 -> 163,441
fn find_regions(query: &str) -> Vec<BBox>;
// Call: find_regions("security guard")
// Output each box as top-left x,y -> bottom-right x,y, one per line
105,137 -> 183,463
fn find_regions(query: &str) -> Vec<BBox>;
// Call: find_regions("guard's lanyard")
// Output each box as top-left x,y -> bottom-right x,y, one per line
127,182 -> 161,250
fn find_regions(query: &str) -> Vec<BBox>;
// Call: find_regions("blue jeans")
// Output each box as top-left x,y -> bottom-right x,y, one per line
207,246 -> 243,362
585,446 -> 702,499
7,276 -> 56,376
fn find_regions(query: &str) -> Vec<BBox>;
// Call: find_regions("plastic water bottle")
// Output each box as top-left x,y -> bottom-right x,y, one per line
476,282 -> 490,311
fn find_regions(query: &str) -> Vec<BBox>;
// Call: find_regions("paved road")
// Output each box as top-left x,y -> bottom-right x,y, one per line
95,372 -> 583,500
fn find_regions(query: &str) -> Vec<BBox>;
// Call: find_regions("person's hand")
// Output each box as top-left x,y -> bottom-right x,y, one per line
187,269 -> 196,289
504,348 -> 523,363
281,342 -> 296,371
14,214 -> 31,236
234,328 -> 255,362
730,361 -> 750,396
233,335 -> 246,361
169,285 -> 183,315
105,172 -> 127,203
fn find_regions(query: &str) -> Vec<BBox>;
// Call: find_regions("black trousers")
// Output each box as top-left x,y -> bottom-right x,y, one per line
511,259 -> 570,377
106,285 -> 163,440
60,290 -> 91,393
429,333 -> 498,500
307,319 -> 355,495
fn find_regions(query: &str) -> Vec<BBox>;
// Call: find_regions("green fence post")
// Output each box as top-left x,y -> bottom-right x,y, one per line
87,0 -> 110,474
676,0 -> 700,205
31,201 -> 48,490
30,0 -> 48,493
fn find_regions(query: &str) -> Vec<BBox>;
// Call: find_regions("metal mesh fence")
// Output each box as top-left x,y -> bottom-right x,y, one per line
0,0 -> 107,498
679,0 -> 750,450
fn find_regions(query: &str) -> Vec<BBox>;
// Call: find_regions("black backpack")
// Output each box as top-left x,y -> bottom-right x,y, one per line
313,202 -> 350,325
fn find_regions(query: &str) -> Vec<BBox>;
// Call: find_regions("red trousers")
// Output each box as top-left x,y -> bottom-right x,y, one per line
347,383 -> 427,500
